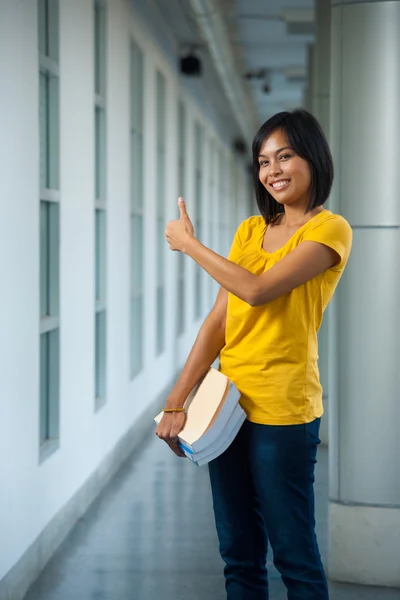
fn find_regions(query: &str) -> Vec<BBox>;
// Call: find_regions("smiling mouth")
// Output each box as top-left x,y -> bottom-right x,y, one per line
271,179 -> 291,191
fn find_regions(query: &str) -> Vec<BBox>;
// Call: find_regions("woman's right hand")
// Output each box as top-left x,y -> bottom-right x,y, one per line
155,411 -> 187,457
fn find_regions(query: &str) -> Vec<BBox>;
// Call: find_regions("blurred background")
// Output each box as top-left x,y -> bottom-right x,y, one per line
0,0 -> 399,599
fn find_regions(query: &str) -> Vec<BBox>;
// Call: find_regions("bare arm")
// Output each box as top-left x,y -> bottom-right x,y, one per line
156,287 -> 228,455
183,238 -> 339,306
166,199 -> 339,306
166,286 -> 227,408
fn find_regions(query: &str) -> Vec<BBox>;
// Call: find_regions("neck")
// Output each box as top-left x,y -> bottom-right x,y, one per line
280,204 -> 323,227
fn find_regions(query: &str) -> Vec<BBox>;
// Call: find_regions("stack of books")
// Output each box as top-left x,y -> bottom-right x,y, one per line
154,368 -> 246,466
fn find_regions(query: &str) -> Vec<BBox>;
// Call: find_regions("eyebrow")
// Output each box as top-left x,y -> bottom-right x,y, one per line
258,146 -> 292,158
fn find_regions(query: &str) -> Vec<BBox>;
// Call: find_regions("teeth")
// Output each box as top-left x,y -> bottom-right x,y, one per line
272,180 -> 290,189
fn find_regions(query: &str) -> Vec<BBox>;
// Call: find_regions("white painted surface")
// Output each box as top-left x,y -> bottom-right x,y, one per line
329,501 -> 400,587
0,0 -> 250,581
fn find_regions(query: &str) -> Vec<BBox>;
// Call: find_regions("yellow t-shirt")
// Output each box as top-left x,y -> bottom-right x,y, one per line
219,209 -> 353,425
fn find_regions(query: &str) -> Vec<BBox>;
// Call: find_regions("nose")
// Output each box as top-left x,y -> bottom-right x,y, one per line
269,159 -> 282,177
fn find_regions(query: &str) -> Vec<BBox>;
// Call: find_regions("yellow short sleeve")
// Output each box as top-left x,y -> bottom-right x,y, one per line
302,216 -> 353,270
227,219 -> 248,263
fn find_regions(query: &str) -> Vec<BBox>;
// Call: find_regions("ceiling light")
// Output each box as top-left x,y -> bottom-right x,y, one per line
283,8 -> 315,35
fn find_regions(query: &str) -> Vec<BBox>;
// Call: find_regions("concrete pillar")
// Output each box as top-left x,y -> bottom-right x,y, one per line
313,0 -> 332,446
302,43 -> 315,111
312,0 -> 331,135
329,0 -> 400,587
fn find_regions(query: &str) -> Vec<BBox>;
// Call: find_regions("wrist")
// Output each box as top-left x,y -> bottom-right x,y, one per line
183,235 -> 198,255
165,396 -> 186,410
163,407 -> 186,414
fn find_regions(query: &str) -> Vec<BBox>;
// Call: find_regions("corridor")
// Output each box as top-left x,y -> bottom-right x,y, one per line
22,433 -> 400,600
2,1 -> 400,598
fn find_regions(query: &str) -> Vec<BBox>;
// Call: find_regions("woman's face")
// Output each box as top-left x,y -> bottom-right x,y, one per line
258,128 -> 312,207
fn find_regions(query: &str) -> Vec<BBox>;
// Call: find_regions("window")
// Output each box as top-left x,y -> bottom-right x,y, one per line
38,0 -> 60,461
218,150 -> 229,256
177,101 -> 186,336
208,138 -> 216,303
94,0 -> 107,408
194,122 -> 204,319
156,71 -> 166,355
130,41 -> 144,377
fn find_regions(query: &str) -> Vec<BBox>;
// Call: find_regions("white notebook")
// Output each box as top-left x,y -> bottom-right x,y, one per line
154,367 -> 244,457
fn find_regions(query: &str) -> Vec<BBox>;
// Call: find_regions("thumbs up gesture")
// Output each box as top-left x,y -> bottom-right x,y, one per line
165,197 -> 195,253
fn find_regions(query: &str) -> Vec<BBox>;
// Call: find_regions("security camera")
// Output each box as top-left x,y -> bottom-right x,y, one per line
180,53 -> 202,76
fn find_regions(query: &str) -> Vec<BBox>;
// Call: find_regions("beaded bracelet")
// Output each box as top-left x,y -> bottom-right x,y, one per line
162,407 -> 186,413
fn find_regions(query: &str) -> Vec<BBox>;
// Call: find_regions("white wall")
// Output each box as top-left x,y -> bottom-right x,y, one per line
0,0 -> 252,585
0,0 -> 42,580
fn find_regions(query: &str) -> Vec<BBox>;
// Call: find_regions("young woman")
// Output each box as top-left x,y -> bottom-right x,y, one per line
156,109 -> 353,600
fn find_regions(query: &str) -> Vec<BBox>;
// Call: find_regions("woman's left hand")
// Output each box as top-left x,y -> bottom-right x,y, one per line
165,197 -> 195,253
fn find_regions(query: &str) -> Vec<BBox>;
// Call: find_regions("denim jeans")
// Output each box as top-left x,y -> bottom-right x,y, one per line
208,418 -> 329,600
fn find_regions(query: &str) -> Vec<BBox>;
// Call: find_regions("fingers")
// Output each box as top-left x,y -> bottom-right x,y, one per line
156,431 -> 185,457
165,438 -> 185,458
178,197 -> 188,218
155,413 -> 187,458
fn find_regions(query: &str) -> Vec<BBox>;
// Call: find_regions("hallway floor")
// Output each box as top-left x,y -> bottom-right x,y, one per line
23,429 -> 400,600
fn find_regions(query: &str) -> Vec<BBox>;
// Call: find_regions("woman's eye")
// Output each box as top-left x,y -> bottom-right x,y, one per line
280,154 -> 292,160
259,160 -> 268,167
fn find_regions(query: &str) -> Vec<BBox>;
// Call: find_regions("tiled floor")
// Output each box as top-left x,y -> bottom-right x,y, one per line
22,430 -> 400,600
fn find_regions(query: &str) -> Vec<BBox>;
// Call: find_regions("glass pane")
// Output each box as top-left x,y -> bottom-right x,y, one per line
177,272 -> 185,336
209,139 -> 215,181
40,202 -> 49,317
48,202 -> 60,316
48,75 -> 59,190
218,224 -> 224,255
95,310 -> 107,400
40,329 -> 60,444
131,131 -> 143,212
156,285 -> 165,356
195,122 -> 203,165
131,214 -> 143,294
156,147 -> 165,216
209,175 -> 214,250
223,225 -> 229,257
178,251 -> 185,277
156,71 -> 165,148
157,217 -> 165,286
209,216 -> 214,250
195,124 -> 203,248
208,267 -> 214,306
178,102 -> 186,153
131,43 -> 143,133
178,158 -> 185,199
95,209 -> 106,302
195,267 -> 202,319
195,171 -> 202,232
48,328 -> 60,436
40,72 -> 59,190
39,333 -> 49,443
38,0 -> 47,57
40,202 -> 59,318
130,295 -> 143,378
196,221 -> 202,242
39,73 -> 48,189
94,3 -> 106,96
47,0 -> 59,62
178,101 -> 186,197
95,107 -> 106,200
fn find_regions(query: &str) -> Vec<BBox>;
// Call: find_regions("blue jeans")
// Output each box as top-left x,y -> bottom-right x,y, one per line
208,418 -> 329,600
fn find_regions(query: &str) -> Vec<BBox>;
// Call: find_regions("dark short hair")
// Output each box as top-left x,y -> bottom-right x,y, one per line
252,109 -> 334,224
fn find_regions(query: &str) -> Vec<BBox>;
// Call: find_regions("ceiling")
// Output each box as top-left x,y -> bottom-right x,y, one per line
232,0 -> 315,121
149,0 -> 315,137
145,0 -> 246,143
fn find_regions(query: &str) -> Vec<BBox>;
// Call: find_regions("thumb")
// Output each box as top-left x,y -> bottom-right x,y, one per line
178,197 -> 188,219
